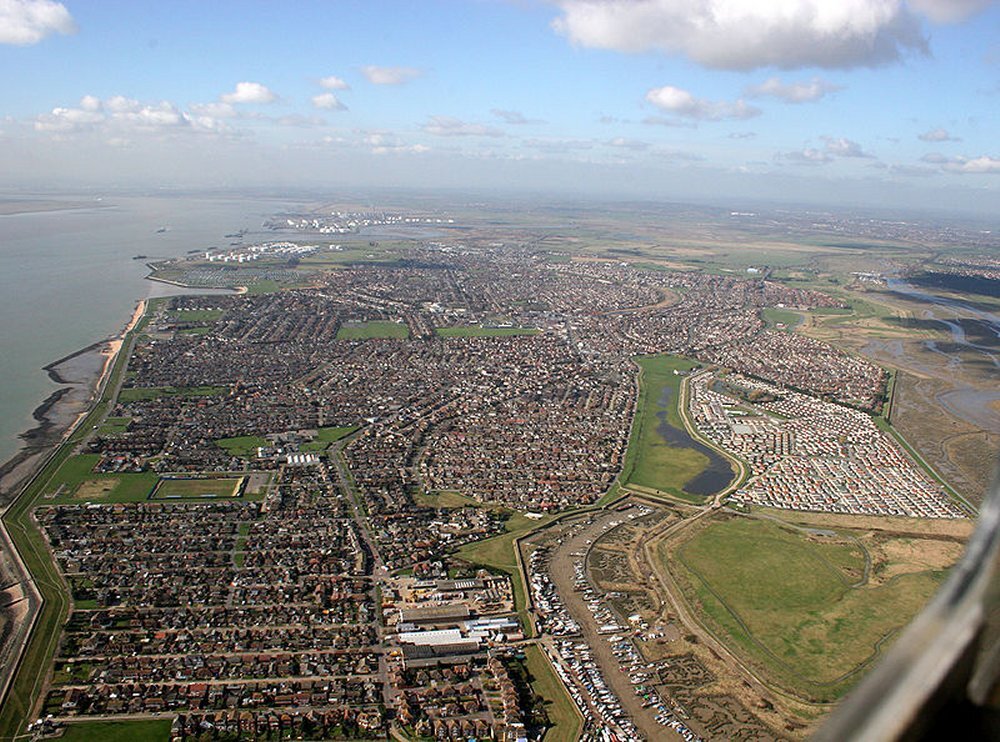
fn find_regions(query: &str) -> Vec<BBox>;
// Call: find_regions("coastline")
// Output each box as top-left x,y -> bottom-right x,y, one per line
0,299 -> 145,506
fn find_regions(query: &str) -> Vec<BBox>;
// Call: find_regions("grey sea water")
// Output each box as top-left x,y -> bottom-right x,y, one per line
0,194 -> 300,467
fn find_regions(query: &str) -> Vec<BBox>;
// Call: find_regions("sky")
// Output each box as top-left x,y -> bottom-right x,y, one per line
1,0 -> 998,215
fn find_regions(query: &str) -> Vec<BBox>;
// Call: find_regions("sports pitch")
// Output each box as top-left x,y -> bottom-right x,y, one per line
150,477 -> 244,499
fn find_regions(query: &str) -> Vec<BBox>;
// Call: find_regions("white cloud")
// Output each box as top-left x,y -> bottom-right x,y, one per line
312,93 -> 346,111
780,148 -> 833,164
645,85 -> 760,121
359,65 -> 422,85
746,76 -> 843,103
106,96 -> 140,113
491,109 -> 543,125
118,103 -> 185,128
553,0 -> 929,70
34,95 -> 235,138
823,136 -> 874,157
220,82 -> 276,104
907,0 -> 994,23
319,75 -> 350,90
918,127 -> 960,142
189,102 -> 238,119
423,116 -> 504,137
275,114 -> 327,128
606,137 -> 649,150
362,131 -> 430,154
0,0 -> 75,45
34,105 -> 104,133
923,153 -> 1000,173
945,156 -> 1000,174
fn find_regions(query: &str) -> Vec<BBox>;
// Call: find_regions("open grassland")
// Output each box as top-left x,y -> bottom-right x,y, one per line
243,279 -> 283,295
301,245 -> 405,267
761,306 -> 803,330
59,719 -> 171,742
620,355 -> 708,502
215,434 -> 267,459
96,416 -> 130,436
668,515 -> 953,700
40,454 -> 158,504
336,320 -> 409,340
437,325 -> 540,337
118,384 -> 228,402
151,477 -> 243,499
166,308 -> 223,322
299,425 -> 358,452
414,489 -> 490,509
523,644 -> 583,742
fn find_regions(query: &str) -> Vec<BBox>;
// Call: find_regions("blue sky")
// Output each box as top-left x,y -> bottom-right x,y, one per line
1,0 -> 997,214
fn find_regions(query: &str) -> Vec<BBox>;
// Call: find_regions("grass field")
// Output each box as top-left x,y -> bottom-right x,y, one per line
761,306 -> 803,329
166,308 -> 223,322
523,644 -> 583,742
620,355 -> 709,502
41,454 -> 158,504
178,325 -> 213,336
336,320 -> 409,340
96,416 -> 130,436
118,384 -> 228,402
669,515 -> 950,699
215,434 -> 268,458
59,719 -> 171,742
299,425 -> 358,452
243,279 -> 282,295
151,477 -> 243,499
436,325 -> 540,337
414,490 -> 486,508
234,521 -> 251,568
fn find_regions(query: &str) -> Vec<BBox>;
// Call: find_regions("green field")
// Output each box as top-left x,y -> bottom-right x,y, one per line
620,355 -> 710,502
336,320 -> 409,340
436,325 -> 539,337
299,425 -> 358,452
96,416 -> 131,436
414,489 -> 485,508
523,644 -> 583,742
41,454 -> 158,504
761,306 -> 803,329
215,434 -> 268,458
670,516 -> 948,699
118,384 -> 228,402
151,477 -> 243,499
166,308 -> 223,322
59,719 -> 171,742
178,325 -> 213,335
234,521 -> 251,568
244,278 -> 282,295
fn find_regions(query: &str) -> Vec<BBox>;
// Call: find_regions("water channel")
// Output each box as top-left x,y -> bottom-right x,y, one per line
655,386 -> 735,497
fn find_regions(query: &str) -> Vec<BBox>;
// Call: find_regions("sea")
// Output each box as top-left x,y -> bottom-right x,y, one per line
0,194 -> 304,468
